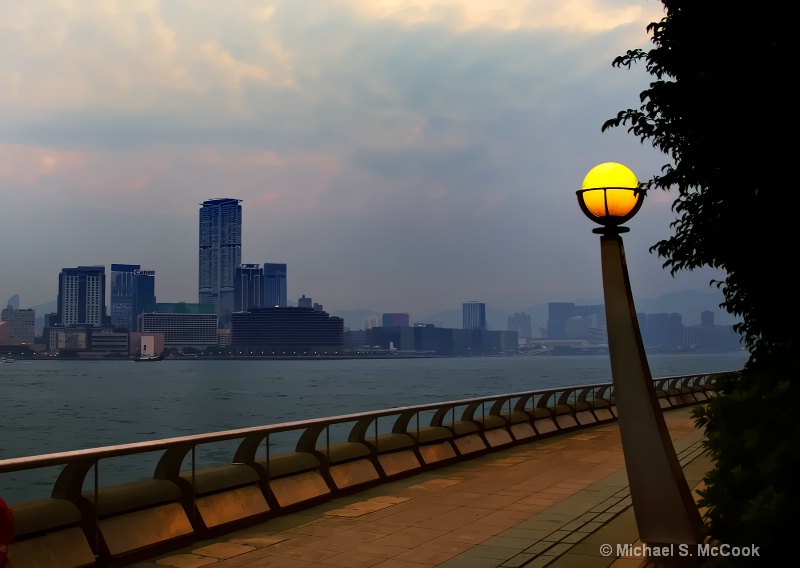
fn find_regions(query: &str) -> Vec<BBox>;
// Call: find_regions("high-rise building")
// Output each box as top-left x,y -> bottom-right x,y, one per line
57,266 -> 107,327
382,313 -> 410,327
133,271 -> 157,322
199,198 -> 242,328
462,301 -> 486,330
235,264 -> 264,312
507,312 -> 532,339
110,264 -> 157,331
264,263 -> 287,307
298,294 -> 312,308
1,305 -> 35,344
111,264 -> 137,329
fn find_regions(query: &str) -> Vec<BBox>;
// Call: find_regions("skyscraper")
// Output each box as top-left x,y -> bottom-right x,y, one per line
111,264 -> 157,331
1,305 -> 35,344
264,263 -> 287,307
234,264 -> 264,312
199,198 -> 242,327
57,266 -> 107,326
111,264 -> 138,329
462,301 -> 486,330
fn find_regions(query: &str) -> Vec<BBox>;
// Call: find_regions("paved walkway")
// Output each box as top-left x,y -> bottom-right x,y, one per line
130,407 -> 709,568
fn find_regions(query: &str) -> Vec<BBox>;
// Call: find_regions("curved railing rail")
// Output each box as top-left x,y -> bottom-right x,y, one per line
0,371 -> 734,568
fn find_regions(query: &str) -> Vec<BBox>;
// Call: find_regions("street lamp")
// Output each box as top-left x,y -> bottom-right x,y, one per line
577,162 -> 703,547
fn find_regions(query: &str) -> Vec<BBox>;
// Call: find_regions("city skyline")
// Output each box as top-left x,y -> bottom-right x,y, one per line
0,1 -> 728,318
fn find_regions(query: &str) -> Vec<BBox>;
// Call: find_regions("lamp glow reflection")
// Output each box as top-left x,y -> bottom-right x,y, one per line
577,162 -> 703,552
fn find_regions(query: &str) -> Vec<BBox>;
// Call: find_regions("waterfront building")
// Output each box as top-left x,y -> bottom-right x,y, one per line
264,263 -> 287,307
231,307 -> 344,353
366,325 -> 516,356
362,315 -> 381,330
217,328 -> 231,347
298,295 -> 312,308
382,313 -> 410,327
199,198 -> 242,328
48,326 -> 89,352
154,302 -> 215,315
57,266 -> 107,327
462,301 -> 486,331
1,305 -> 35,345
646,312 -> 683,350
547,302 -> 605,339
128,332 -> 165,356
235,264 -> 264,312
366,326 -> 416,351
138,312 -> 218,349
507,312 -> 532,339
90,328 -> 129,354
110,264 -> 156,331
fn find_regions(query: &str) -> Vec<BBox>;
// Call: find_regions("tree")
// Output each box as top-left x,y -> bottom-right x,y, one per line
604,2 -> 795,564
604,2 -> 793,368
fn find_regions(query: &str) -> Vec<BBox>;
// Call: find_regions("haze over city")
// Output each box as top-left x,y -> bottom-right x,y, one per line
0,0 -> 728,320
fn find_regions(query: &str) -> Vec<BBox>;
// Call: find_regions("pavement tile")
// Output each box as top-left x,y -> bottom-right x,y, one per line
479,535 -> 536,550
192,542 -> 256,559
500,553 -> 536,567
408,478 -> 464,490
317,552 -> 385,567
133,407 -> 711,568
269,546 -> 339,563
352,542 -> 411,559
392,539 -> 473,564
155,554 -> 219,567
438,555 -> 500,568
229,535 -> 288,547
462,544 -> 518,561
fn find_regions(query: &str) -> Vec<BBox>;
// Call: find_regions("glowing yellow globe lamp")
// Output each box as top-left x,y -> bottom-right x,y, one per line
576,160 -> 703,551
576,162 -> 643,232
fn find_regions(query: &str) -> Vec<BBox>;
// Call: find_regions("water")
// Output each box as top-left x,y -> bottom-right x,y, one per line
0,353 -> 747,502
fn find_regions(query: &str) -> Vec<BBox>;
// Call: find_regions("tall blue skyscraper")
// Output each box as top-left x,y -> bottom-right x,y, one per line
111,264 -> 137,330
199,198 -> 242,327
264,263 -> 287,307
111,264 -> 157,331
57,266 -> 107,326
462,301 -> 486,330
133,271 -> 156,327
235,264 -> 264,312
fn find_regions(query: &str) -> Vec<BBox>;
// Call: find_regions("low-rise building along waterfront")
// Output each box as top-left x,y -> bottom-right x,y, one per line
231,307 -> 343,354
138,312 -> 218,349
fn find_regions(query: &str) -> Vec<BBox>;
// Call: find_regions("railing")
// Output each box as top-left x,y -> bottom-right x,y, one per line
0,371 -> 730,567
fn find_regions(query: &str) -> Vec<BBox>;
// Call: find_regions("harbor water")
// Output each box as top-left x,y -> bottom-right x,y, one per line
0,353 -> 747,503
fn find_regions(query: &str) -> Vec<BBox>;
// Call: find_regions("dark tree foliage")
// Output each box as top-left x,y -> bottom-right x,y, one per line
604,2 -> 795,564
603,2 -> 793,369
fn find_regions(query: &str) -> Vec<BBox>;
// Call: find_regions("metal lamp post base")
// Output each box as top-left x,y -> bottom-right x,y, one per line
600,234 -> 703,546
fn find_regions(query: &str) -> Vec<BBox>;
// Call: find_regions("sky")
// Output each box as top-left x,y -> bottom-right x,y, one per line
0,0 -> 727,321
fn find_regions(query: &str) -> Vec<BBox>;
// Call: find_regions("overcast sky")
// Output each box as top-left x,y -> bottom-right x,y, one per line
0,0 -> 725,320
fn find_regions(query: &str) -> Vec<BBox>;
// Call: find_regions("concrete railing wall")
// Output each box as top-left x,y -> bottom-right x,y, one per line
0,372 -> 729,567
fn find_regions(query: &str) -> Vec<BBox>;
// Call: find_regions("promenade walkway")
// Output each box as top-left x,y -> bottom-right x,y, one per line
129,406 -> 709,568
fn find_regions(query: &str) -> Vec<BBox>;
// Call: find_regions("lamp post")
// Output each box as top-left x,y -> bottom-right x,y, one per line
577,162 -> 703,547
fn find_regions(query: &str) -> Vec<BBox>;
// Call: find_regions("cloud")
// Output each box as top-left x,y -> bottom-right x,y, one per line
0,0 -> 718,316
